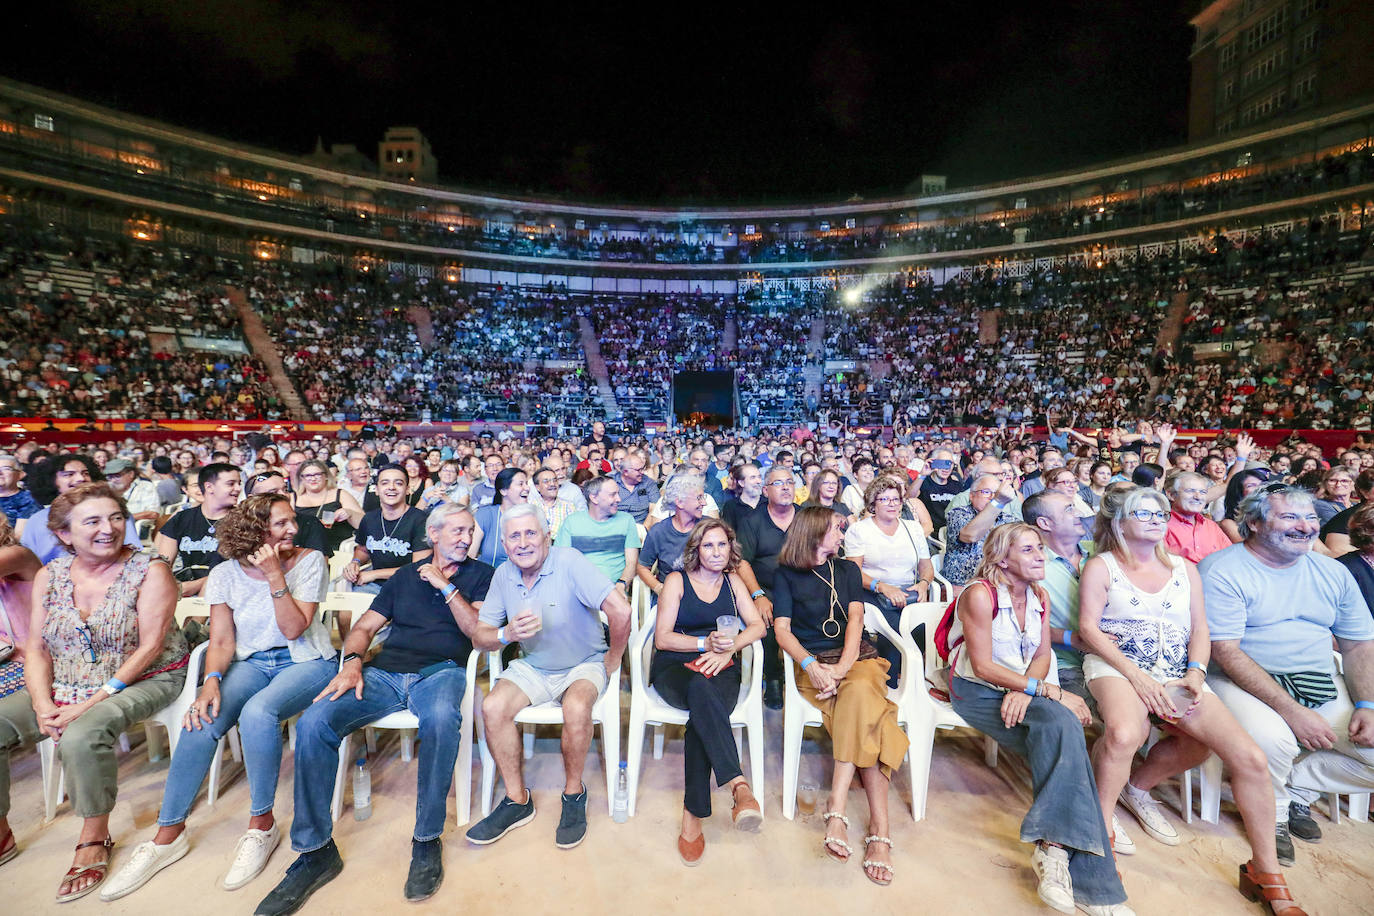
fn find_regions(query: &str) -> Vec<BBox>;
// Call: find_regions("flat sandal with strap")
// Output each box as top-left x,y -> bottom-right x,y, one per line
821,812 -> 851,862
862,834 -> 895,887
1238,861 -> 1307,916
56,836 -> 114,904
0,828 -> 17,867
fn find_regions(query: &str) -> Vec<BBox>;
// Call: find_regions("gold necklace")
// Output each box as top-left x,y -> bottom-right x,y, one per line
810,559 -> 844,638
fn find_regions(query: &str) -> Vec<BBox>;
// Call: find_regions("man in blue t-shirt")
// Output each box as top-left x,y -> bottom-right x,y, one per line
1201,484 -> 1374,866
261,503 -> 492,912
466,503 -> 632,852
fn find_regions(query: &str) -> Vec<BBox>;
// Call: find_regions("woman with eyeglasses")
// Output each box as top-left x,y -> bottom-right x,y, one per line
292,459 -> 361,558
947,522 -> 1129,915
1045,467 -> 1096,519
1313,467 -> 1356,528
0,483 -> 187,902
1078,486 -> 1301,912
844,474 -> 935,688
803,469 -> 851,520
102,493 -> 335,901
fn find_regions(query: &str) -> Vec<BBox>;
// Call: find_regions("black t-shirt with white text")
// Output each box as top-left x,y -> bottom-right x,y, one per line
160,506 -> 226,581
356,507 -> 430,570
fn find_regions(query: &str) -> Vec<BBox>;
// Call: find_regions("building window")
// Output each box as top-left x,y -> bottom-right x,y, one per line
1240,88 -> 1287,124
1219,42 -> 1238,71
33,113 -> 54,131
1242,48 -> 1286,88
1293,71 -> 1318,102
1217,115 -> 1237,135
1295,0 -> 1324,22
1245,9 -> 1285,54
1220,78 -> 1237,106
1295,25 -> 1319,60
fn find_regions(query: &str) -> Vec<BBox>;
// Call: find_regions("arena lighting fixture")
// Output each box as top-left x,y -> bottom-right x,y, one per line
4,424 -> 26,432
215,424 -> 233,432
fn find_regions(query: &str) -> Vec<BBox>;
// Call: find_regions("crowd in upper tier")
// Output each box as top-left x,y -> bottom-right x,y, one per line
1,420 -> 1372,914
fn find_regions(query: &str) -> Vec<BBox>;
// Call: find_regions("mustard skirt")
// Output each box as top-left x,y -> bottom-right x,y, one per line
797,657 -> 909,778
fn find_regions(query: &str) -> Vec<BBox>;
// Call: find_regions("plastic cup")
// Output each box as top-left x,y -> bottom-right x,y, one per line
1162,681 -> 1195,721
797,783 -> 818,816
716,615 -> 741,639
520,603 -> 543,636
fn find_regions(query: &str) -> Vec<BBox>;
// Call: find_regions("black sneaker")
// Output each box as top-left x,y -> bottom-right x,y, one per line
1287,802 -> 1322,843
555,786 -> 588,849
763,679 -> 783,710
403,838 -> 443,902
1275,824 -> 1295,867
254,841 -> 343,916
466,790 -> 535,845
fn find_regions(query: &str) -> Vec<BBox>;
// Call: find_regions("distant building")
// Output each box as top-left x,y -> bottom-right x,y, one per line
378,127 -> 438,183
1188,0 -> 1374,141
918,174 -> 947,194
302,138 -> 376,175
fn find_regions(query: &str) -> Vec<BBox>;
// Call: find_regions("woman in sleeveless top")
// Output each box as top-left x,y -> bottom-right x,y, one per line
0,483 -> 186,902
650,519 -> 765,866
949,522 -> 1130,916
774,507 -> 908,887
292,460 -> 361,558
1079,486 -> 1303,913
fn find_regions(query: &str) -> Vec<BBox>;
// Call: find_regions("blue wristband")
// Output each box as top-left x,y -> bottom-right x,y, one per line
1024,677 -> 1039,697
1356,701 -> 1374,711
107,677 -> 127,692
800,656 -> 816,671
1187,661 -> 1207,673
497,626 -> 510,646
205,671 -> 223,682
1060,631 -> 1075,652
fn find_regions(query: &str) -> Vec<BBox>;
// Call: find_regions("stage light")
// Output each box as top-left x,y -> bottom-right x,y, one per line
843,288 -> 862,305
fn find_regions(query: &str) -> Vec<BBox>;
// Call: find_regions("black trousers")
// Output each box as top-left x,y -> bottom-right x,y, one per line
651,657 -> 743,818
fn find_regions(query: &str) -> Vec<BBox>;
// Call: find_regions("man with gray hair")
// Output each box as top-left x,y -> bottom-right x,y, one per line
467,503 -> 633,850
1165,470 -> 1231,563
637,473 -> 706,597
0,452 -> 40,524
1200,484 -> 1374,866
258,502 -> 494,912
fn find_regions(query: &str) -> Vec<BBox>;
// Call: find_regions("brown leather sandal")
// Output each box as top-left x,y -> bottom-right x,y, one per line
56,836 -> 114,904
1238,861 -> 1307,916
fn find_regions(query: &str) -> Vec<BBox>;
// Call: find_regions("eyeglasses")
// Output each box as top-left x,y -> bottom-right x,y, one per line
75,625 -> 98,663
874,495 -> 902,504
766,481 -> 793,488
973,488 -> 997,497
1128,509 -> 1170,522
300,472 -> 324,480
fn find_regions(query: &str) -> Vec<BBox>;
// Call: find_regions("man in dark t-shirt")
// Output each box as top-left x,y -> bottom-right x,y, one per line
918,449 -> 963,531
345,465 -> 432,594
154,462 -> 242,595
268,503 -> 490,911
737,465 -> 798,707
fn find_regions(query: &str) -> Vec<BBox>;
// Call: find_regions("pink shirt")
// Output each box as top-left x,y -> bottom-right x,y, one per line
1165,509 -> 1232,564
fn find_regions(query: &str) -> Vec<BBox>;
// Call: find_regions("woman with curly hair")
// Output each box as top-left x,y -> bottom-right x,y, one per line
103,493 -> 335,901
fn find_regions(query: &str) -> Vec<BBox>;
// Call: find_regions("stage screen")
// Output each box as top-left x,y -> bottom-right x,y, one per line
673,370 -> 735,426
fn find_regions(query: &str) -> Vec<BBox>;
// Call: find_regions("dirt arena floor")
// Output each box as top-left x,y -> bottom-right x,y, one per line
4,699 -> 1371,915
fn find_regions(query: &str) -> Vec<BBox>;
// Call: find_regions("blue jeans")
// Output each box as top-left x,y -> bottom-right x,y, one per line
950,676 -> 1125,907
289,665 -> 466,852
159,648 -> 337,825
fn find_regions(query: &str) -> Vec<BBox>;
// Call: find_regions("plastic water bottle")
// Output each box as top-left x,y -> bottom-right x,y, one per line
612,761 -> 629,823
353,757 -> 372,821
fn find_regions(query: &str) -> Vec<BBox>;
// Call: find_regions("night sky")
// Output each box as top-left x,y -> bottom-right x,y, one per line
8,1 -> 1197,204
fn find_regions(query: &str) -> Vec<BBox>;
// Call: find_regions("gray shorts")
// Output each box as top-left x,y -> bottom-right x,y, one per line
499,657 -> 609,707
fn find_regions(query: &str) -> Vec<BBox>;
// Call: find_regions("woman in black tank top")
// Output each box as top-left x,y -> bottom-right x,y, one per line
649,519 -> 766,866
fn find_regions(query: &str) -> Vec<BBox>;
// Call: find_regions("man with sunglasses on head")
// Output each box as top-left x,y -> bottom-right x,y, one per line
1164,471 -> 1232,564
918,448 -> 963,531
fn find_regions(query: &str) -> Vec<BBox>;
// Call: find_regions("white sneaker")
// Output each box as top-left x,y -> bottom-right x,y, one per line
100,832 -> 189,901
222,823 -> 280,890
1110,815 -> 1135,856
1077,904 -> 1136,916
1031,843 -> 1075,915
1119,785 -> 1180,846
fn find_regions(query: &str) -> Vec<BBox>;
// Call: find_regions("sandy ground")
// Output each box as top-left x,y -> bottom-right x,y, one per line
4,700 -> 1371,916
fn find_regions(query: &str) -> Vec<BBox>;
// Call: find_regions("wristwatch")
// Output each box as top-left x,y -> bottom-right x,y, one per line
270,586 -> 289,599
342,652 -> 362,665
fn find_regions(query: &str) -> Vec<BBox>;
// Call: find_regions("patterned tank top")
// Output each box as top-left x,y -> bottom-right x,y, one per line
1097,552 -> 1192,681
42,551 -> 188,704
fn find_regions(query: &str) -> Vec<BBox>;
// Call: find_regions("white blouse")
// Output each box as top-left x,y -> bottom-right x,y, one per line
204,549 -> 333,662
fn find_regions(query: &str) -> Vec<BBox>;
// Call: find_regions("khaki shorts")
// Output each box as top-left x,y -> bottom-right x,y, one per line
499,658 -> 608,707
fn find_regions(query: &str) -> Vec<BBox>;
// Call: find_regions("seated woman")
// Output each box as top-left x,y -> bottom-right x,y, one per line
844,474 -> 935,687
102,493 -> 336,900
471,468 -> 530,568
292,459 -> 362,559
803,469 -> 851,521
1219,469 -> 1270,544
0,483 -> 187,902
420,459 -> 472,510
773,506 -> 908,887
1334,503 -> 1374,614
1079,487 -> 1304,913
0,510 -> 40,660
650,518 -> 766,866
947,522 -> 1131,916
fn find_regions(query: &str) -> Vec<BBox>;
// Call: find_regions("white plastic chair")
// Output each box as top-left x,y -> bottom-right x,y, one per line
900,601 -> 1000,822
328,538 -> 357,588
39,642 -> 209,821
329,648 -> 483,827
478,615 -> 622,816
174,595 -> 211,626
781,649 -> 825,821
625,611 -> 764,817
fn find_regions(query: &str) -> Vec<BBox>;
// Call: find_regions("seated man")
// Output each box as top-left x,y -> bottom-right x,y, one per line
942,474 -> 1021,587
553,476 -> 639,595
1201,483 -> 1374,866
154,462 -> 243,595
254,503 -> 493,914
636,473 -> 706,598
612,449 -> 659,525
466,504 -> 632,850
104,458 -> 161,531
1165,471 -> 1232,564
0,451 -> 41,524
530,467 -> 579,540
344,465 -> 432,594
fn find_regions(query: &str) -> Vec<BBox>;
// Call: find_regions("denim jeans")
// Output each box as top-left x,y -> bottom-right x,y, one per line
950,675 -> 1126,907
159,647 -> 337,825
289,664 -> 466,852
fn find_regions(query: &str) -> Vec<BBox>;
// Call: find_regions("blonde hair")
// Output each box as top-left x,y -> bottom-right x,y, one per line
1095,485 -> 1172,566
